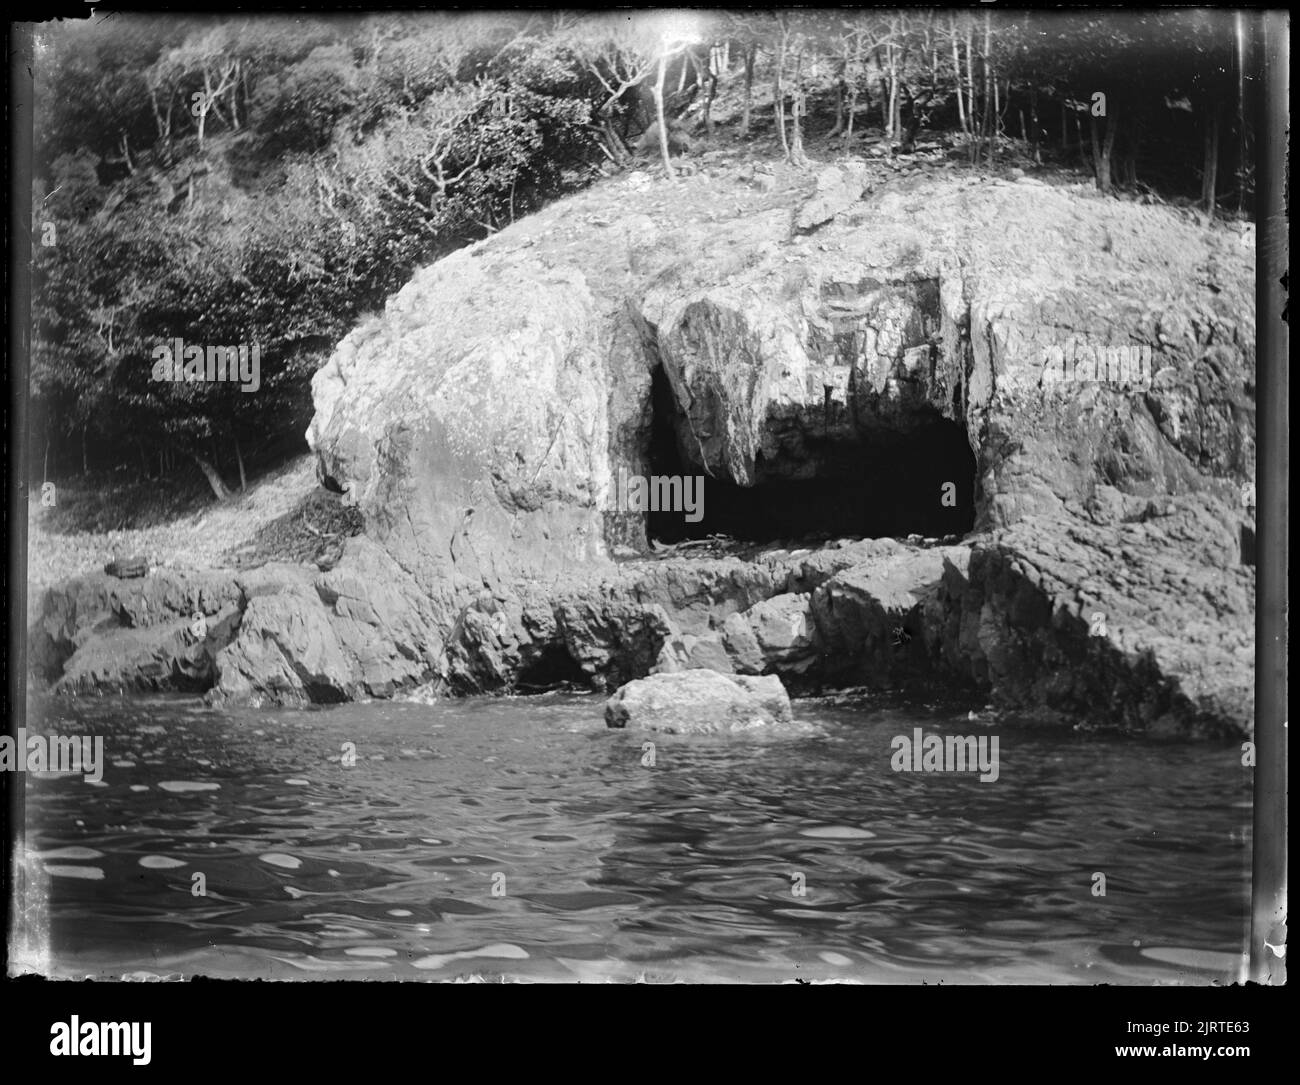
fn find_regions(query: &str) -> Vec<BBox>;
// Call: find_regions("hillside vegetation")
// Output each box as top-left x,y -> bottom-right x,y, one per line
31,10 -> 1254,510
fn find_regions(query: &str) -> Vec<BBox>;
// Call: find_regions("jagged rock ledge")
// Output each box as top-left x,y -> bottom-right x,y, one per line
30,506 -> 1250,738
29,166 -> 1255,740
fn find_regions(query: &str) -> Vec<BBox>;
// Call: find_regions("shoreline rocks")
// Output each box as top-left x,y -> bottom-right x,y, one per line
29,510 -> 1251,739
28,169 -> 1255,740
605,670 -> 794,734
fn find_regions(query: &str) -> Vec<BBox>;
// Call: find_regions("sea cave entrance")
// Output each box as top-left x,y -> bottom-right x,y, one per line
643,366 -> 977,545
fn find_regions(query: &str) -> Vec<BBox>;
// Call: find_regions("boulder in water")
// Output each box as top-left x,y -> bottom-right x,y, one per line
604,670 -> 793,734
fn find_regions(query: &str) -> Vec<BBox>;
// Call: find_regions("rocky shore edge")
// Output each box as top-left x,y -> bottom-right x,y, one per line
29,491 -> 1251,740
29,165 -> 1255,742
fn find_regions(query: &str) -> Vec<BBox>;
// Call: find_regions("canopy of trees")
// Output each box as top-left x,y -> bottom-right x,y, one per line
30,10 -> 1256,498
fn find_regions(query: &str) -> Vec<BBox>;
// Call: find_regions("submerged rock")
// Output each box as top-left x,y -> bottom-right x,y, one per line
604,670 -> 794,734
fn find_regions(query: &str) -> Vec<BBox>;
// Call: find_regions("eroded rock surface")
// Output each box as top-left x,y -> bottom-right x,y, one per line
34,165 -> 1255,737
605,670 -> 794,733
30,570 -> 244,693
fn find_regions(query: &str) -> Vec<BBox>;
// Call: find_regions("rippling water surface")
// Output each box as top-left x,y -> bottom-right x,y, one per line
19,693 -> 1251,982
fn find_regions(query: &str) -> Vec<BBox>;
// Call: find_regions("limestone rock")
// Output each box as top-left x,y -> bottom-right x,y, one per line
931,498 -> 1253,738
35,168 -> 1256,738
812,547 -> 967,688
209,539 -> 441,706
29,569 -> 243,687
794,162 -> 871,233
653,631 -> 736,674
306,251 -> 624,608
604,670 -> 794,733
651,593 -> 817,680
55,605 -> 240,694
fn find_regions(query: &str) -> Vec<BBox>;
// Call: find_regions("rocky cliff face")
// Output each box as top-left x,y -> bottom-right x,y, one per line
35,159 -> 1255,738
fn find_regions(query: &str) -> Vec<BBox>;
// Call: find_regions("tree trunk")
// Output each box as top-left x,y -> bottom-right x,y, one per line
774,29 -> 789,159
699,52 -> 718,137
901,89 -> 929,153
234,433 -> 247,492
894,44 -> 908,141
1030,86 -> 1041,164
1103,115 -> 1118,192
1089,114 -> 1101,187
982,12 -> 992,162
827,65 -> 845,138
892,76 -> 904,145
885,46 -> 898,142
740,44 -> 756,137
81,424 -> 88,476
789,44 -> 808,164
791,84 -> 806,165
653,54 -> 675,181
845,83 -> 859,138
952,23 -> 967,136
190,451 -> 231,501
1123,118 -> 1141,189
1202,103 -> 1221,218
1091,113 -> 1117,194
965,27 -> 975,141
601,114 -> 630,165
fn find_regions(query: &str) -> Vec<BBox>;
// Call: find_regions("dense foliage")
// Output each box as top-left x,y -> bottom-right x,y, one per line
31,10 -> 1255,497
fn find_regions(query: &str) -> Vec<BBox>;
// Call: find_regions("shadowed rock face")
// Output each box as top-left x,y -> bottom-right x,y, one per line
34,167 -> 1255,737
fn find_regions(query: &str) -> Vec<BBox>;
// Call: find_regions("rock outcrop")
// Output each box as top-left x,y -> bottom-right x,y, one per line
794,161 -> 872,233
605,670 -> 794,733
929,496 -> 1254,737
30,569 -> 244,693
33,161 -> 1255,738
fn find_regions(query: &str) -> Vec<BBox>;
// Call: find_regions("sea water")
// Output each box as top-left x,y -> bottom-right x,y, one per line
16,692 -> 1251,983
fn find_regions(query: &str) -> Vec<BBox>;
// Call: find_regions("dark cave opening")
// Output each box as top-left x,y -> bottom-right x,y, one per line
645,366 -> 977,545
515,642 -> 590,693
